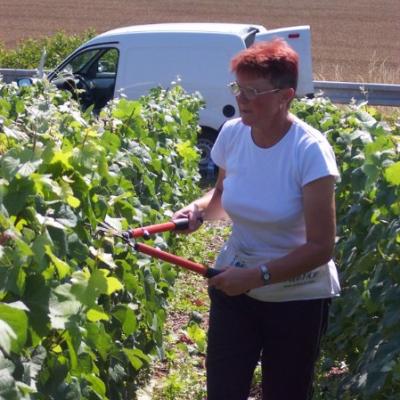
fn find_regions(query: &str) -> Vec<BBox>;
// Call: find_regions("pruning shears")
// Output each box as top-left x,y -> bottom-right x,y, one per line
96,218 -> 222,278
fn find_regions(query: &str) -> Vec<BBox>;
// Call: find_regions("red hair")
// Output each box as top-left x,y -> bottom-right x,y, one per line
231,38 -> 299,90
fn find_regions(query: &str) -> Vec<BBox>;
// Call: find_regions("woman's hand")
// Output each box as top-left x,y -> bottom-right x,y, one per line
208,267 -> 261,296
172,203 -> 204,234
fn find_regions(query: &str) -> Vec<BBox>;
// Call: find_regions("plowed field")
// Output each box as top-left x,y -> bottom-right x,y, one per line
1,0 -> 399,83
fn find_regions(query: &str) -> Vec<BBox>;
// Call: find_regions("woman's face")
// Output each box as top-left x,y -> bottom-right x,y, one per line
234,71 -> 284,127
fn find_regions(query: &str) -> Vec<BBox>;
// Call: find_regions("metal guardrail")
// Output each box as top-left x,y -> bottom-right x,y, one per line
0,68 -> 40,83
314,80 -> 400,107
1,68 -> 399,107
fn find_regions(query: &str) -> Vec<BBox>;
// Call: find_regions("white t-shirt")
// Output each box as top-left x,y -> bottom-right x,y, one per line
211,116 -> 341,302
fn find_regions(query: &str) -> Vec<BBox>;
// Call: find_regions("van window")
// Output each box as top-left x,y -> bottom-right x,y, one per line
60,48 -> 119,76
97,49 -> 118,73
65,49 -> 99,74
53,47 -> 119,111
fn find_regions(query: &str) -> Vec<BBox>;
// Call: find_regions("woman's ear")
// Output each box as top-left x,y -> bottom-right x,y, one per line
280,87 -> 296,108
284,87 -> 296,102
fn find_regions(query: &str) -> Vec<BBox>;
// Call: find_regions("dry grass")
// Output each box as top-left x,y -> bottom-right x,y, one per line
0,0 -> 399,83
315,51 -> 400,84
365,52 -> 400,84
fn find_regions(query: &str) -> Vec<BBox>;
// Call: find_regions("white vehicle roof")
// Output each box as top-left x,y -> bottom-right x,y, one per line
90,22 -> 267,43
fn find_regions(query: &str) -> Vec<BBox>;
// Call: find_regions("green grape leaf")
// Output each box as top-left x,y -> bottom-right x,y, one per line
83,373 -> 106,397
0,356 -> 18,399
385,161 -> 400,186
0,302 -> 28,354
106,276 -> 123,295
87,307 -> 109,322
0,320 -> 16,354
123,348 -> 150,370
113,305 -> 137,336
45,246 -> 71,279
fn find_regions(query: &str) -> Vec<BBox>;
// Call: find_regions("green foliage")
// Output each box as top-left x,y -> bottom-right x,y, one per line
0,78 -> 202,399
0,30 -> 96,69
291,98 -> 400,399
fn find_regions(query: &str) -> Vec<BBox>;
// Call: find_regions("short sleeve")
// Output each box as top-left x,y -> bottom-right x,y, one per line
299,138 -> 340,186
210,123 -> 229,169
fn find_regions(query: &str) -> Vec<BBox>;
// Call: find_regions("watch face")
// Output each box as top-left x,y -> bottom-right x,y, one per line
260,264 -> 270,284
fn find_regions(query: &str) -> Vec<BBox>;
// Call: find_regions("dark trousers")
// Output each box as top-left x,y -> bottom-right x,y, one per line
206,288 -> 330,400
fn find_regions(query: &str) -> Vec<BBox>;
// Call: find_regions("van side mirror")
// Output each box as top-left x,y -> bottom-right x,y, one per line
17,78 -> 33,87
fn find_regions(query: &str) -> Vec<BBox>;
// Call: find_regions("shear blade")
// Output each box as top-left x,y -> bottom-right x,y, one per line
96,222 -> 121,238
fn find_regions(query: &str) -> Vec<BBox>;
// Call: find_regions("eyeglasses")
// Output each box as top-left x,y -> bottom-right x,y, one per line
228,81 -> 280,100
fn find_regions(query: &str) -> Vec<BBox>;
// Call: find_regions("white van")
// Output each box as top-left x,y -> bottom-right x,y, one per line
47,23 -> 314,169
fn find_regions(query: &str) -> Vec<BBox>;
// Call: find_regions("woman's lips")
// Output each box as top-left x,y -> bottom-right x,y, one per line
240,109 -> 252,117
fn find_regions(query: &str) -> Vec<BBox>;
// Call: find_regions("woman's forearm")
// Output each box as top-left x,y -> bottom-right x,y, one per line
187,167 -> 229,221
190,187 -> 229,221
263,240 -> 335,285
209,240 -> 335,296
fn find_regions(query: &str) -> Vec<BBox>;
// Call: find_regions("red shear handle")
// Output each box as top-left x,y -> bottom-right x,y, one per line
134,242 -> 221,277
127,218 -> 190,239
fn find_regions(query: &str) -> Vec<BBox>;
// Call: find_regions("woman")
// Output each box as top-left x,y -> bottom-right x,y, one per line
173,38 -> 340,400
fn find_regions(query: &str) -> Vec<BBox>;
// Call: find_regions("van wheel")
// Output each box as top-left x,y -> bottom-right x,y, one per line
198,129 -> 217,170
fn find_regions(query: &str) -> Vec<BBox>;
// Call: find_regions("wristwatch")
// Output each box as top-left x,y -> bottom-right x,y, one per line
259,263 -> 271,285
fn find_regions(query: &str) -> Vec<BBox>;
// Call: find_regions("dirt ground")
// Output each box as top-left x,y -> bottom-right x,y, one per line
1,0 -> 399,83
